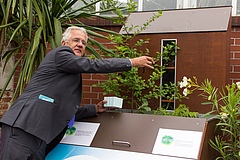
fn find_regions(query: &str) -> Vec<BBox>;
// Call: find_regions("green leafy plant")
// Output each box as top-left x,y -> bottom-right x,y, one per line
179,76 -> 240,159
0,0 -> 134,101
94,10 -> 184,112
153,104 -> 198,118
162,42 -> 179,64
171,104 -> 198,117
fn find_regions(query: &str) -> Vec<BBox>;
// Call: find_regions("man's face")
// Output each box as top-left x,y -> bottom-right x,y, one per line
62,30 -> 87,57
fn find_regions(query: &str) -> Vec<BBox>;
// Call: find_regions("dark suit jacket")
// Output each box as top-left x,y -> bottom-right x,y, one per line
0,46 -> 132,144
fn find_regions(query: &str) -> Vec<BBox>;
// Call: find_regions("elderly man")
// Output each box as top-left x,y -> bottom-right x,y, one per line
0,26 -> 154,160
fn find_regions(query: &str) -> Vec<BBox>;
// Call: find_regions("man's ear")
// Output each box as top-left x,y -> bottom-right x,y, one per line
62,41 -> 66,46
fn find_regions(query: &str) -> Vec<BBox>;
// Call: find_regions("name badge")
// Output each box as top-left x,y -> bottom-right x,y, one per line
39,94 -> 54,103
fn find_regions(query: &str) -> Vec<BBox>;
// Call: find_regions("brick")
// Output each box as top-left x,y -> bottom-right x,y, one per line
231,32 -> 240,38
230,59 -> 240,65
232,17 -> 240,26
81,99 -> 90,105
91,98 -> 106,104
82,74 -> 91,80
233,65 -> 240,72
99,94 -> 104,100
83,79 -> 99,86
83,92 -> 98,99
230,72 -> 240,79
230,65 -> 234,72
235,39 -> 240,45
82,86 -> 90,92
233,52 -> 240,58
231,45 -> 240,51
230,52 -> 234,58
91,74 -> 108,80
230,38 -> 235,45
92,86 -> 104,92
91,99 -> 99,104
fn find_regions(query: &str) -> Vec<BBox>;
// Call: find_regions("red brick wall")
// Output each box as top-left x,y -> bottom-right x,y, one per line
0,91 -> 12,118
230,17 -> 240,83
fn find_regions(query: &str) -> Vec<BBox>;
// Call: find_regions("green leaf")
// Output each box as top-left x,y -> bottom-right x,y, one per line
85,45 -> 102,59
8,20 -> 28,45
53,17 -> 62,47
30,27 -> 43,55
0,55 -> 23,100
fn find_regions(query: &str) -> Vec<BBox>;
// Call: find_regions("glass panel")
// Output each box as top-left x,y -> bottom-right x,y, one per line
197,0 -> 232,7
100,0 -> 130,15
237,0 -> 240,15
143,0 -> 177,11
72,0 -> 96,13
73,0 -> 131,15
132,0 -> 139,11
118,0 -> 128,2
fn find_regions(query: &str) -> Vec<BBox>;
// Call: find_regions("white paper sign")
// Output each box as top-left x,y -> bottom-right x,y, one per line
60,122 -> 100,146
152,128 -> 203,159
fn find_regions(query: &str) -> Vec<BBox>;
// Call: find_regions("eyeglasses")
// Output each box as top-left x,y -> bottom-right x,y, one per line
71,38 -> 87,46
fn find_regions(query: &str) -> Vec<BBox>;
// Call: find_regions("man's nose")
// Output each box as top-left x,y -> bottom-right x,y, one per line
77,41 -> 83,47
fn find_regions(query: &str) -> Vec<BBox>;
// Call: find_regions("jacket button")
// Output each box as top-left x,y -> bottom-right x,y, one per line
76,105 -> 80,109
66,120 -> 70,123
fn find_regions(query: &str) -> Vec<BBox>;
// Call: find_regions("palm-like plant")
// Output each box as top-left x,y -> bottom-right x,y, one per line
0,0 -> 135,101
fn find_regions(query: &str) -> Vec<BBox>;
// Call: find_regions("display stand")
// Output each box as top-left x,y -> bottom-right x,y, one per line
46,112 -> 218,160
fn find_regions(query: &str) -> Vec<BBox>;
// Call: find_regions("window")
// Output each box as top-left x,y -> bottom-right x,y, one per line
160,39 -> 177,110
73,0 -> 239,15
196,0 -> 232,7
97,0 -> 129,15
72,0 -> 96,13
132,0 -> 238,15
143,0 -> 177,11
237,0 -> 240,15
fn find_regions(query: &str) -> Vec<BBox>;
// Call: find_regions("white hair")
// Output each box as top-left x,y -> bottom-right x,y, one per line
61,26 -> 88,43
